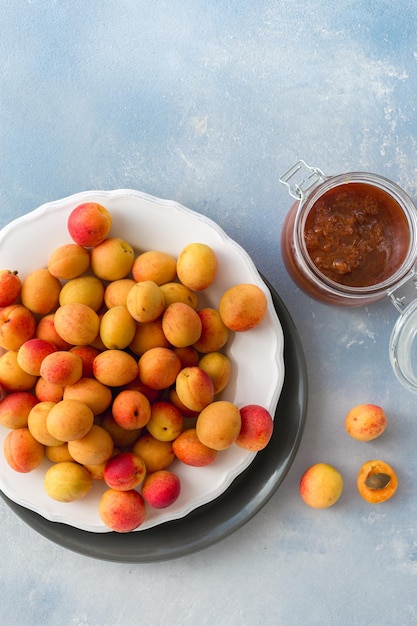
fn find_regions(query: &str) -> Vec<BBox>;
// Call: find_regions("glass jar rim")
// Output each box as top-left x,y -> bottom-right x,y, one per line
293,171 -> 417,299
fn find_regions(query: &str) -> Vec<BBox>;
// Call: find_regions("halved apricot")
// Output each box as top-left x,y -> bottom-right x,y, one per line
357,460 -> 398,503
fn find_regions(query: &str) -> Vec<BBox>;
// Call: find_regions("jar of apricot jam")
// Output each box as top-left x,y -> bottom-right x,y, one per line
280,160 -> 417,394
280,160 -> 417,307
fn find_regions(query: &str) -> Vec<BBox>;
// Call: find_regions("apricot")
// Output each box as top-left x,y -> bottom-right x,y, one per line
192,308 -> 230,353
54,303 -> 100,346
63,377 -> 113,416
176,243 -> 218,291
3,427 -> 44,473
198,352 -> 231,395
146,401 -> 184,442
0,304 -> 37,351
45,443 -> 74,463
27,401 -> 62,446
90,237 -> 135,281
20,268 -> 62,315
0,270 -> 21,307
67,424 -> 114,465
175,366 -> 214,412
103,451 -> 146,491
17,338 -> 57,376
48,243 -> 90,280
132,433 -> 175,473
162,302 -> 202,348
160,282 -> 198,311
104,278 -> 136,308
0,350 -> 38,392
35,313 -> 72,351
129,319 -> 170,356
46,399 -> 94,442
111,389 -> 151,430
132,250 -> 177,285
141,470 -> 181,509
67,202 -> 112,247
172,346 -> 199,368
138,347 -> 182,390
357,460 -> 398,503
93,349 -> 138,387
345,404 -> 387,441
0,391 -> 38,429
44,461 -> 92,502
99,488 -> 146,532
299,463 -> 343,509
100,305 -> 136,350
35,377 -> 64,403
172,428 -> 218,467
169,388 -> 199,418
196,400 -> 241,451
219,283 -> 267,332
126,281 -> 165,323
59,275 -> 104,311
235,404 -> 274,451
40,350 -> 83,387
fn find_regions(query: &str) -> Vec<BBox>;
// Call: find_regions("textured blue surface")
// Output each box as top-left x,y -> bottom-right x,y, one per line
1,2 -> 417,624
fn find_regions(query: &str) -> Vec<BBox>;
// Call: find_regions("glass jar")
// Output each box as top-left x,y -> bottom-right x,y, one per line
280,160 -> 417,307
280,160 -> 417,394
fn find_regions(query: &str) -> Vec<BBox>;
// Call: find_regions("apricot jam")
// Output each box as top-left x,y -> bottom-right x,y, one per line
280,166 -> 417,306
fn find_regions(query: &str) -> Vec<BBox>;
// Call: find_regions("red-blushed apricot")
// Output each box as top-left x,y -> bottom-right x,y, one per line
34,377 -> 64,403
193,308 -> 230,353
17,338 -> 57,376
99,488 -> 146,532
176,243 -> 218,291
67,202 -> 112,247
132,433 -> 175,473
3,427 -> 44,472
0,270 -> 21,307
172,428 -> 218,467
299,463 -> 343,509
103,451 -> 146,491
44,461 -> 92,502
235,404 -> 274,451
196,400 -> 241,451
219,283 -> 267,332
69,345 -> 101,378
40,350 -> 83,387
0,304 -> 37,351
141,470 -> 181,509
111,389 -> 151,430
0,391 -> 38,429
357,460 -> 398,503
172,346 -> 199,369
35,313 -> 72,351
345,404 -> 387,441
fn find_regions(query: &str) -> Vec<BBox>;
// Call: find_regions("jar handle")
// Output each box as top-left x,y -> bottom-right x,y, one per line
279,160 -> 326,200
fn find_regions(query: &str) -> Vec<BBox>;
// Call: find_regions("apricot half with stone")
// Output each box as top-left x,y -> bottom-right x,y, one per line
357,460 -> 398,504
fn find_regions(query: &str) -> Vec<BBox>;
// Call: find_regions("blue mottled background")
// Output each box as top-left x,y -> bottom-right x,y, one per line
1,2 -> 417,625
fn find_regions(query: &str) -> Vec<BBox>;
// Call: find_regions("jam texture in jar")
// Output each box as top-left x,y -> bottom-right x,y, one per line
304,183 -> 410,288
280,167 -> 417,306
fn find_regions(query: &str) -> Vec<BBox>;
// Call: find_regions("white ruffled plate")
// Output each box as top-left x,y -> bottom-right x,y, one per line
0,190 -> 284,533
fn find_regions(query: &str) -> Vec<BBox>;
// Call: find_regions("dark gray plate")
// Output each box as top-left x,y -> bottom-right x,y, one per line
0,279 -> 307,562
